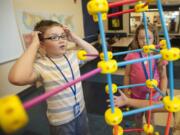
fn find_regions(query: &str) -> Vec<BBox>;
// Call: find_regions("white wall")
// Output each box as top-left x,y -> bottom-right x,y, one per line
0,0 -> 84,97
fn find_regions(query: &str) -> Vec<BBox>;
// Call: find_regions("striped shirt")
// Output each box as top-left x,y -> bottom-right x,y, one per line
33,51 -> 85,126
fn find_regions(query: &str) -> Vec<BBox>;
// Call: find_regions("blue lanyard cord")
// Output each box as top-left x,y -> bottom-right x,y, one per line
139,52 -> 157,79
47,55 -> 77,101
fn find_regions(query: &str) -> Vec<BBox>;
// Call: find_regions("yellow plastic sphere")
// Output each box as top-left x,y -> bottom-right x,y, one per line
87,0 -> 109,22
163,96 -> 180,112
160,48 -> 180,61
143,124 -> 154,134
147,0 -> 156,3
0,95 -> 28,134
100,51 -> 113,60
143,44 -> 155,54
77,50 -> 87,61
97,59 -> 118,74
105,84 -> 118,94
113,126 -> 123,135
145,79 -> 158,88
135,2 -> 149,13
105,107 -> 123,126
159,39 -> 167,49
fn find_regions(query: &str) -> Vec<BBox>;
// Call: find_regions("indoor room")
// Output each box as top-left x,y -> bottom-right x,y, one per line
0,0 -> 180,135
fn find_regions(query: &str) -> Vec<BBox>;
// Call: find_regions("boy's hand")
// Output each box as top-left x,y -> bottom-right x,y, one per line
23,32 -> 41,48
123,89 -> 131,98
106,90 -> 129,107
63,26 -> 77,42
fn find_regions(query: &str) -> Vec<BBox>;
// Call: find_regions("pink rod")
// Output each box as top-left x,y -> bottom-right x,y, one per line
108,9 -> 135,18
23,68 -> 101,110
109,0 -> 138,8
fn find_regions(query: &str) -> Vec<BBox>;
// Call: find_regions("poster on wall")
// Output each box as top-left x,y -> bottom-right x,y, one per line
16,10 -> 76,46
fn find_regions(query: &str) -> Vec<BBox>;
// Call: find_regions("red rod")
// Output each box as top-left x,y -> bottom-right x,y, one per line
109,0 -> 139,8
108,9 -> 135,18
124,128 -> 143,132
114,125 -> 118,135
165,112 -> 172,135
147,88 -> 153,127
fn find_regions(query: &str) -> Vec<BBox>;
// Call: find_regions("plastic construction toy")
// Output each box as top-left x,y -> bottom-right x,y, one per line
0,0 -> 180,135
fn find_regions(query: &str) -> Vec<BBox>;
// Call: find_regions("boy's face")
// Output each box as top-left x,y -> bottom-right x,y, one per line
138,29 -> 154,48
41,26 -> 68,57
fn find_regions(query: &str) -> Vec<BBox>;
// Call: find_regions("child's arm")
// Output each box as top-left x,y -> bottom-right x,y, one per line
123,65 -> 131,97
107,90 -> 161,108
8,32 -> 40,85
158,61 -> 168,95
63,27 -> 98,61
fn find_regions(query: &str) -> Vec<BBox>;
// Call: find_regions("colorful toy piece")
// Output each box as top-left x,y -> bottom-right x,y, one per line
113,125 -> 123,135
143,44 -> 156,53
105,83 -> 118,94
77,50 -> 87,60
160,48 -> 180,61
105,107 -> 123,126
87,0 -> 109,22
100,51 -> 113,60
134,2 -> 148,13
163,96 -> 180,112
143,124 -> 154,134
97,59 -> 118,74
159,39 -> 167,49
0,95 -> 28,133
147,0 -> 156,3
145,79 -> 158,88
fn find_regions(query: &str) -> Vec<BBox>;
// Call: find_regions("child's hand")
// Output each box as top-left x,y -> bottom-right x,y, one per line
106,90 -> 129,107
23,31 -> 41,48
63,26 -> 77,42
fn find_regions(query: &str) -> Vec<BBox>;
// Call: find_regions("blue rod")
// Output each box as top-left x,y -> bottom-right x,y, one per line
113,49 -> 142,56
117,83 -> 146,89
142,12 -> 153,80
98,13 -> 115,112
153,85 -> 166,97
123,104 -> 164,117
117,54 -> 162,67
157,0 -> 174,100
157,0 -> 171,49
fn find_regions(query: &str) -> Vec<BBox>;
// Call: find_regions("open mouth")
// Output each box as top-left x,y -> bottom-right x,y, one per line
59,45 -> 65,49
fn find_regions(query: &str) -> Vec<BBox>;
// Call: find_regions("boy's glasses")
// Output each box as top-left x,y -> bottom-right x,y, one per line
43,34 -> 67,41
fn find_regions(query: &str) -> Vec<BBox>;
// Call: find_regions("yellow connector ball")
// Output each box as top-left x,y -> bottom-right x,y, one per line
0,95 -> 28,134
105,107 -> 123,126
163,96 -> 180,112
143,124 -> 154,134
147,0 -> 156,2
145,79 -> 158,88
113,126 -> 123,135
135,2 -> 148,13
143,44 -> 155,54
87,0 -> 109,15
159,39 -> 167,49
77,50 -> 87,61
100,51 -> 113,60
97,59 -> 118,74
161,48 -> 180,61
105,83 -> 118,94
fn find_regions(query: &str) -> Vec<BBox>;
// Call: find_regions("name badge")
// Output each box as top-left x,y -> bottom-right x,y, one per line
73,102 -> 80,117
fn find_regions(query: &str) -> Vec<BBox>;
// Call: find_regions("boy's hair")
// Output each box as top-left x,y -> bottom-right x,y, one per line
130,23 -> 159,50
34,20 -> 63,34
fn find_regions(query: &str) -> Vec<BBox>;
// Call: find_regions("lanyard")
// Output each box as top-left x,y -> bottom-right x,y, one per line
47,55 -> 77,101
138,52 -> 157,79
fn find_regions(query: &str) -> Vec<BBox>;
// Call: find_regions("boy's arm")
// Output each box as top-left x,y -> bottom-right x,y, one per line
8,32 -> 40,86
63,27 -> 99,61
